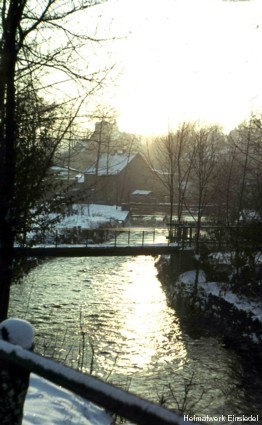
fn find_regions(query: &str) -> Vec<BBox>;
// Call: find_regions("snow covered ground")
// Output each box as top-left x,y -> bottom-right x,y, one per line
55,204 -> 129,230
24,374 -> 112,425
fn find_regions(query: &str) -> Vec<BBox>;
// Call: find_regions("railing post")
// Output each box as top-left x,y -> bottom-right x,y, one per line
218,227 -> 222,250
142,231 -> 145,247
153,229 -> 155,244
181,226 -> 185,250
114,230 -> 117,247
189,226 -> 193,247
0,319 -> 34,425
128,230 -> 130,245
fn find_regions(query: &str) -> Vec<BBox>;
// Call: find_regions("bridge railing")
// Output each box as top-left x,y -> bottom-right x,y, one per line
46,227 -> 172,247
21,223 -> 262,252
166,222 -> 262,251
0,339 -> 193,425
46,226 -> 211,248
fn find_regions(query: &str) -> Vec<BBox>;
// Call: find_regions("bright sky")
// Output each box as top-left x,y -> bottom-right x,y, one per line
94,0 -> 262,135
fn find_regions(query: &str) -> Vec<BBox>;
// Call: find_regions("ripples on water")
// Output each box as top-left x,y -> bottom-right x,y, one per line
9,252 -> 255,419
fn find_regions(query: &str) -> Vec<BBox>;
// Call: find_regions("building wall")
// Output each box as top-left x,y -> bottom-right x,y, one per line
78,154 -> 165,205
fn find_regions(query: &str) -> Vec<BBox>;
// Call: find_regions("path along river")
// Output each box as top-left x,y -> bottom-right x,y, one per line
9,230 -> 261,421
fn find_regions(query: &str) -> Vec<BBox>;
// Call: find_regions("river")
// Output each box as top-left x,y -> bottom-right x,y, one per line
9,232 -> 261,422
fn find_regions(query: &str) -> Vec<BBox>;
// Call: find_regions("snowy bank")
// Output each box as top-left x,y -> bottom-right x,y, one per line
156,256 -> 262,353
178,270 -> 262,326
176,270 -> 262,348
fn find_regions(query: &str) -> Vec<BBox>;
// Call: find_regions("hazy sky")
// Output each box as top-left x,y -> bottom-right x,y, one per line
95,0 -> 262,135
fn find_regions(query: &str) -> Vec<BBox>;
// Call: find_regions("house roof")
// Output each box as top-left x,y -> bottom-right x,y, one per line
132,190 -> 152,196
84,153 -> 137,176
49,165 -> 79,181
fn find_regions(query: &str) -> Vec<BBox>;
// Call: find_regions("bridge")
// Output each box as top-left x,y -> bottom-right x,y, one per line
13,227 -> 193,258
13,223 -> 259,258
14,244 -> 180,257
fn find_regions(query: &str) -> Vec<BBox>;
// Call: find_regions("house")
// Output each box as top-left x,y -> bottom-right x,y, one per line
79,152 -> 164,205
54,120 -> 142,173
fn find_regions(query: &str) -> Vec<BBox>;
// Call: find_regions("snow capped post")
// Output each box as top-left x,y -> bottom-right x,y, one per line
0,318 -> 34,425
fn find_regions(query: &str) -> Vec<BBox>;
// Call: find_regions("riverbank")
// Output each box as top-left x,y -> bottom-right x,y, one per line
156,255 -> 262,360
156,255 -> 262,418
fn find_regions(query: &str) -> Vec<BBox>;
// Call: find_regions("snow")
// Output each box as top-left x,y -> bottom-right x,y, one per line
0,318 -> 34,350
24,204 -> 130,243
55,204 -> 129,230
132,190 -> 152,196
75,173 -> 85,183
0,338 -> 111,425
84,153 -> 136,175
178,270 -> 262,324
24,372 -> 190,424
24,374 -> 111,425
23,372 -> 190,425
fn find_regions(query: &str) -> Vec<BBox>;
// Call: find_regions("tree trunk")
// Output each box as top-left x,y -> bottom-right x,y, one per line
0,1 -> 24,320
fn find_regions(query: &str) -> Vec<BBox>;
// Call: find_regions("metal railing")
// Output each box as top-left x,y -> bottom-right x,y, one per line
14,224 -> 262,258
0,340 -> 194,425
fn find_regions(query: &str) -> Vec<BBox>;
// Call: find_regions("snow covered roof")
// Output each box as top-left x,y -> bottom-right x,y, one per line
50,166 -> 79,181
84,153 -> 137,176
132,190 -> 152,196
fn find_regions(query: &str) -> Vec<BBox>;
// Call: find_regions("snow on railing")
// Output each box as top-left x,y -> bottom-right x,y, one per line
0,339 -> 196,425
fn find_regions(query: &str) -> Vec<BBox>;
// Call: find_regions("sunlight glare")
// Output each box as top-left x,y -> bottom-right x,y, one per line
101,0 -> 262,135
118,257 -> 186,371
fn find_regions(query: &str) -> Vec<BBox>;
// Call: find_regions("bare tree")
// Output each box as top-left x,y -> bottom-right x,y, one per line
236,115 -> 262,218
225,115 -> 262,223
149,122 -> 194,237
189,125 -> 222,247
0,0 -> 109,321
187,125 -> 222,292
223,117 -> 262,273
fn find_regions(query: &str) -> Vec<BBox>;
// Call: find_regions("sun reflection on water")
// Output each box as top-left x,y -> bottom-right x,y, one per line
116,256 -> 187,372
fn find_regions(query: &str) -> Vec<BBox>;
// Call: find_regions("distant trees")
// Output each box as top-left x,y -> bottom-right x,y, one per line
212,115 -> 262,226
230,116 -> 262,221
188,125 -> 223,291
149,123 -> 223,229
219,116 -> 262,274
0,0 -> 109,320
149,117 -> 262,227
188,125 -> 223,252
149,116 -> 262,291
149,122 -> 194,228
